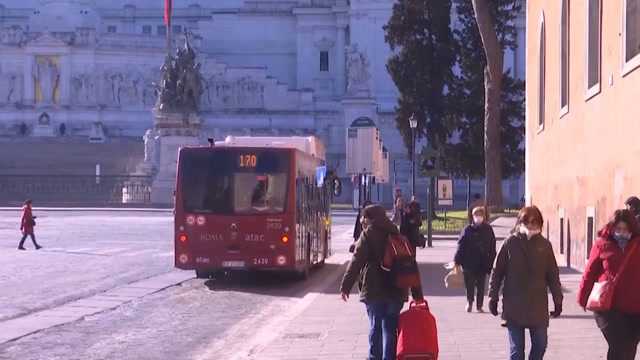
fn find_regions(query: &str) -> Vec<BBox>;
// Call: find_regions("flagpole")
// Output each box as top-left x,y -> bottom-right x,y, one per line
165,0 -> 172,55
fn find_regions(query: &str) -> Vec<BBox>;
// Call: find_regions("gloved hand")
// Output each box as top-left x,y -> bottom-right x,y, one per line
489,299 -> 499,316
348,244 -> 355,253
550,303 -> 562,318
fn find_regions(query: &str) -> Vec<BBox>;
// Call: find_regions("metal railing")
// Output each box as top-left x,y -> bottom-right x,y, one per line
0,175 -> 153,206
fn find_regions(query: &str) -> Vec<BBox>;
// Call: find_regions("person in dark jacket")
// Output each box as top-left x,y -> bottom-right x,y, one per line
489,206 -> 563,360
578,209 -> 640,360
454,206 -> 496,313
624,196 -> 640,224
351,200 -> 373,253
400,200 -> 423,255
18,200 -> 41,250
340,204 -> 423,360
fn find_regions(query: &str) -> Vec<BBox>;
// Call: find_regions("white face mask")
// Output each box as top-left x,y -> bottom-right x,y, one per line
473,216 -> 484,225
520,225 -> 541,238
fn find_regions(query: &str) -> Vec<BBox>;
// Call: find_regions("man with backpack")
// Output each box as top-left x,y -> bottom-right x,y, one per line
340,204 -> 423,360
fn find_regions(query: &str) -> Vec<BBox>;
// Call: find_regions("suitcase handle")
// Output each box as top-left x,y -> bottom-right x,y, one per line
410,300 -> 429,310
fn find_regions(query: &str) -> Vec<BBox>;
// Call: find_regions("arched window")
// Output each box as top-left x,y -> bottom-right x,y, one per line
539,12 -> 546,130
560,0 -> 569,114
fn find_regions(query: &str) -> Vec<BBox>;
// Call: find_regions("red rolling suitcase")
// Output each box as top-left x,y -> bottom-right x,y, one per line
397,300 -> 438,360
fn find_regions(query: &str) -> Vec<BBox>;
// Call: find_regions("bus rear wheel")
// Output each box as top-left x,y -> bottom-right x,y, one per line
195,269 -> 212,279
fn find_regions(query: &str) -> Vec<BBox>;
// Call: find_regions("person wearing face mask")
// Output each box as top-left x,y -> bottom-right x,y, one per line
489,206 -> 563,360
454,206 -> 496,312
578,209 -> 640,360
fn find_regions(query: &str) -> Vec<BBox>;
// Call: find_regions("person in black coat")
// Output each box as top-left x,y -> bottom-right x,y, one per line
350,200 -> 372,253
400,200 -> 423,256
454,206 -> 496,313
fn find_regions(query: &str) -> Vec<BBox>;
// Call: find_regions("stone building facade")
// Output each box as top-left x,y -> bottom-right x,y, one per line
526,0 -> 640,269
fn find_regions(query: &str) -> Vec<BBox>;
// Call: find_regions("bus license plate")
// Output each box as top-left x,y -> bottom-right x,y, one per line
222,261 -> 245,268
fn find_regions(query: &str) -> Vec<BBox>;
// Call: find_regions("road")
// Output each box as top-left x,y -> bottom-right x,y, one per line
0,209 -> 356,360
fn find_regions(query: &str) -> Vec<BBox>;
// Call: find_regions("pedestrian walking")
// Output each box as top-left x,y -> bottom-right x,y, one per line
489,206 -> 563,360
340,204 -> 423,360
578,209 -> 640,360
454,206 -> 496,313
624,196 -> 640,224
392,188 -> 405,227
351,200 -> 373,253
400,200 -> 424,255
18,200 -> 42,250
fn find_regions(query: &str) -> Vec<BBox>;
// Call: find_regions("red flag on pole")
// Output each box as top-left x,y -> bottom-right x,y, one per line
164,0 -> 173,26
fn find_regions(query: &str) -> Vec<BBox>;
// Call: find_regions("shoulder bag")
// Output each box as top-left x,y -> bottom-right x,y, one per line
587,240 -> 639,312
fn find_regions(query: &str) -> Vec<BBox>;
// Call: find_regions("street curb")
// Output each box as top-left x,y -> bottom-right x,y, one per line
0,271 -> 193,345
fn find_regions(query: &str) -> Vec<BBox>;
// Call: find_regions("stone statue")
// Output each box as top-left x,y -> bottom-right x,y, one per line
143,129 -> 156,163
155,31 -> 203,114
0,25 -> 25,46
34,58 -> 59,104
109,72 -> 124,105
346,44 -> 371,95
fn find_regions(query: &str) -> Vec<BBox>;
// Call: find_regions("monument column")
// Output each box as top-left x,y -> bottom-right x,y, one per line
23,55 -> 35,105
59,55 -> 71,106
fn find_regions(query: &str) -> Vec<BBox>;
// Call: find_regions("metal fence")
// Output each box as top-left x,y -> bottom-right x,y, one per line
0,175 -> 153,207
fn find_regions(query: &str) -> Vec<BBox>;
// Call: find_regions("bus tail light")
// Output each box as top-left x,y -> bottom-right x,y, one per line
178,234 -> 188,243
178,253 -> 189,264
281,235 -> 289,244
276,255 -> 287,266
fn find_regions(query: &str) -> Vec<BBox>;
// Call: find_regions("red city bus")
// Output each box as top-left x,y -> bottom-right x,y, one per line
174,137 -> 333,279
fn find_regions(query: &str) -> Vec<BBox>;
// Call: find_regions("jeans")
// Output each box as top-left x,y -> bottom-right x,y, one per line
595,310 -> 640,360
463,271 -> 486,308
365,301 -> 404,360
507,325 -> 548,360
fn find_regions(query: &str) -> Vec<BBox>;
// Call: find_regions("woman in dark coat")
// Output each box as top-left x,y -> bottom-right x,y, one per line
454,206 -> 496,312
578,209 -> 640,360
489,206 -> 563,360
18,200 -> 42,250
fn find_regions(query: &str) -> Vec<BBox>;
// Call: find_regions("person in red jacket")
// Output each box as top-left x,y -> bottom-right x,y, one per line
18,199 -> 42,250
578,209 -> 640,360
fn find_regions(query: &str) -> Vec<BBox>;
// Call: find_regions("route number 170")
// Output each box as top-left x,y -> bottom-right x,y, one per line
239,154 -> 257,168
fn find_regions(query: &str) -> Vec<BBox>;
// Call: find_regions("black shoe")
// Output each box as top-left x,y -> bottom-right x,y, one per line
35,245 -> 42,250
18,246 -> 26,250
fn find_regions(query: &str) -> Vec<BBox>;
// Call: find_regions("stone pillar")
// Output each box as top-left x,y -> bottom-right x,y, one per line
59,55 -> 71,106
23,55 -> 35,105
335,25 -> 347,96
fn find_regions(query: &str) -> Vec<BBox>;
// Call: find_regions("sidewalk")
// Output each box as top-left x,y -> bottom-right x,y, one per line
245,220 -> 608,360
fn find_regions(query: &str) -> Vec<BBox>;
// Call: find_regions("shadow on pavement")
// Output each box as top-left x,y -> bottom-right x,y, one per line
201,263 -> 345,299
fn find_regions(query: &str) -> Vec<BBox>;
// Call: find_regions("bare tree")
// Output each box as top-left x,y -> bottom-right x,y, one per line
471,0 -> 504,211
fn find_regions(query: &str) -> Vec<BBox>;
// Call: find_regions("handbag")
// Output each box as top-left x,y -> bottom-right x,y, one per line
444,265 -> 464,289
587,240 -> 639,312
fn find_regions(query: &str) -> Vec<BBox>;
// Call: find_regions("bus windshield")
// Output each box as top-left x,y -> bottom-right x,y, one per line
180,150 -> 289,215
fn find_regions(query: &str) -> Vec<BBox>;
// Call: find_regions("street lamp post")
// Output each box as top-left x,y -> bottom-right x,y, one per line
409,114 -> 418,198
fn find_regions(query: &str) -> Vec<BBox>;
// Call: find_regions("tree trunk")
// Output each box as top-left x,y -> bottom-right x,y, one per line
471,0 -> 504,211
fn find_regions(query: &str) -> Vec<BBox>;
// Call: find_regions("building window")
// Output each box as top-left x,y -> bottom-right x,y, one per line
538,13 -> 546,130
157,25 -> 167,36
172,25 -> 182,35
586,0 -> 601,97
142,25 -> 152,35
320,51 -> 329,72
586,206 -> 596,259
107,25 -> 117,34
623,0 -> 640,74
560,0 -> 569,114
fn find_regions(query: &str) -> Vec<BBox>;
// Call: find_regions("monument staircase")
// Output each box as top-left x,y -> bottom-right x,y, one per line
0,136 -> 147,206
